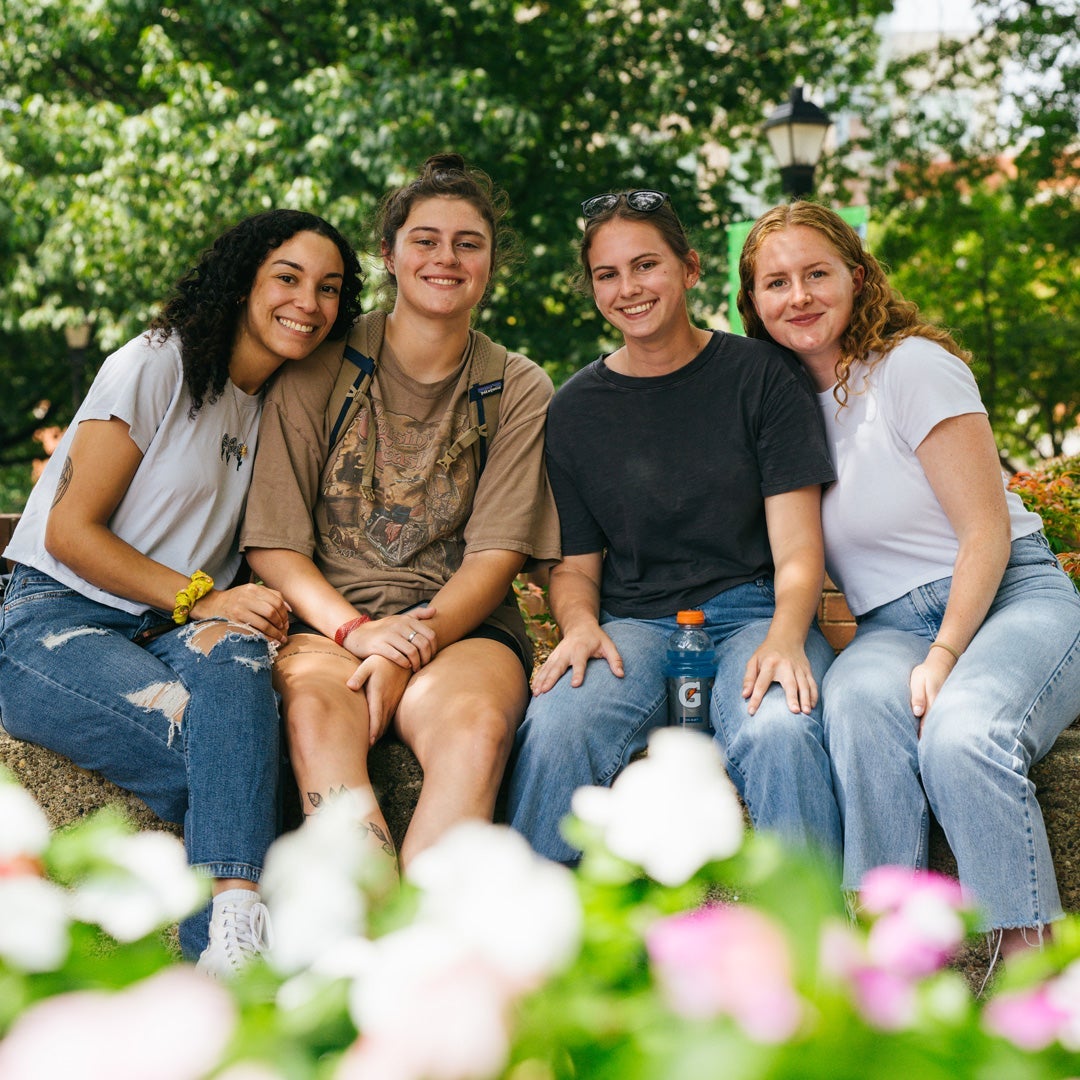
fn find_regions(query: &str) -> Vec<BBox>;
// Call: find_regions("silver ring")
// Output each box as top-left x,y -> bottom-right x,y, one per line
407,631 -> 418,643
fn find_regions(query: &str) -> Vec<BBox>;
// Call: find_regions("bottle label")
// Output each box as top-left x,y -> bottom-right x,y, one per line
667,675 -> 713,732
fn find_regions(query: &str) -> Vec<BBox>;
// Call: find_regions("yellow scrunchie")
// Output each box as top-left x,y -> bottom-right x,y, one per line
173,570 -> 214,624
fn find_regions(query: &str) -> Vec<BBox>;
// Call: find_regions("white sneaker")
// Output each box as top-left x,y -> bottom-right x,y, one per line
195,890 -> 273,979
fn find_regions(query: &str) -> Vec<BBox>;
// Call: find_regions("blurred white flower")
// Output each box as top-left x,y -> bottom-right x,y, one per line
0,876 -> 69,971
570,727 -> 744,885
342,923 -> 511,1080
0,966 -> 235,1080
69,830 -> 205,941
407,821 -> 582,993
0,774 -> 50,861
261,790 -> 382,973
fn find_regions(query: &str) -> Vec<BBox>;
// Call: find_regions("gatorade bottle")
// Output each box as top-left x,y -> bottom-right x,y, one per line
664,610 -> 716,733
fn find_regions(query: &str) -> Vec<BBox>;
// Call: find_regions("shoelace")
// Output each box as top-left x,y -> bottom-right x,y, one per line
218,900 -> 274,970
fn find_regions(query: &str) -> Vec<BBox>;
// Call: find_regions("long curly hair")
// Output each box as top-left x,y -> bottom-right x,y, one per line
149,209 -> 364,414
736,201 -> 969,409
373,153 -> 519,308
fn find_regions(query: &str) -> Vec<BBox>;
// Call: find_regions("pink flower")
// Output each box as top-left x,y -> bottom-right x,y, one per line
984,985 -> 1071,1052
858,867 -> 968,978
646,904 -> 802,1042
0,967 -> 235,1079
858,866 -> 966,918
849,966 -> 918,1031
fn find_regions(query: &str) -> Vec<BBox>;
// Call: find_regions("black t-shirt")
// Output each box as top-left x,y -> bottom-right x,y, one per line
545,331 -> 835,618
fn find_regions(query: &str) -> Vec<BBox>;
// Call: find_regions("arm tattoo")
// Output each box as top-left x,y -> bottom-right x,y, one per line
52,456 -> 73,507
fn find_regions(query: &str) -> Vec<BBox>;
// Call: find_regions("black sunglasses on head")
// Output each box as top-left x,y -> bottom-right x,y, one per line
581,189 -> 670,220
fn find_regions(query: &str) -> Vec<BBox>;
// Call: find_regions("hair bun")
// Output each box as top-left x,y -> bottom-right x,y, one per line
423,152 -> 467,179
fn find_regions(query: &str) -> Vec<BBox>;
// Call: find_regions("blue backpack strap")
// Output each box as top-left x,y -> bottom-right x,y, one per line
468,377 -> 504,473
328,344 -> 376,451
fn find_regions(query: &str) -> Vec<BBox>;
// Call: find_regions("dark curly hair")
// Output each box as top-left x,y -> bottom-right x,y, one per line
149,209 -> 364,414
737,201 -> 969,411
373,153 -> 519,308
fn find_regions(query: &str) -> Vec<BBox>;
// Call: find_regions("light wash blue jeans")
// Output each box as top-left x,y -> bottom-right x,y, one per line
0,565 -> 281,958
824,533 -> 1080,930
506,578 -> 842,864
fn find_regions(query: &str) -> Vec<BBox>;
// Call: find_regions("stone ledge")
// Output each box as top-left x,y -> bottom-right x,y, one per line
0,729 -> 424,850
6,722 -> 1079,901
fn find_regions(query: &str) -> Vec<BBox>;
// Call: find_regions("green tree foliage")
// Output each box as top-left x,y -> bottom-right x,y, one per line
3,0 -> 1075,504
857,0 -> 1079,466
0,0 -> 886,496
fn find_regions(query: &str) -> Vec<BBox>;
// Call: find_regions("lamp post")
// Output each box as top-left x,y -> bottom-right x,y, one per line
64,319 -> 92,412
762,84 -> 833,199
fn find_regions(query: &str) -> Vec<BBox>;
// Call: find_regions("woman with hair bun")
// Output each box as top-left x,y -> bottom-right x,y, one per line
0,209 -> 362,975
243,155 -> 560,872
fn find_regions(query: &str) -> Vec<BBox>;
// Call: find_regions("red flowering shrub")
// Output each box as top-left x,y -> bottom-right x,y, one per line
1008,455 -> 1080,585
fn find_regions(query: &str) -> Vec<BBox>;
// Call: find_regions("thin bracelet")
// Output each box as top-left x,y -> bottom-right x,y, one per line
929,639 -> 962,663
334,614 -> 372,647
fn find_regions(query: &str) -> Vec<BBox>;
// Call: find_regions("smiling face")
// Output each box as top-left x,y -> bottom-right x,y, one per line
234,230 -> 345,380
382,195 -> 493,322
749,224 -> 864,386
586,217 -> 699,348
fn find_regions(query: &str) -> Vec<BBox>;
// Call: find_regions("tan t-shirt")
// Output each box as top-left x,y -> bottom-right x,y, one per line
241,314 -> 561,657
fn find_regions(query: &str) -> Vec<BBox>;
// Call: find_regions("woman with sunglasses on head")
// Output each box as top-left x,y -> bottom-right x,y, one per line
506,189 -> 841,865
738,201 -> 1080,959
242,155 -> 560,874
0,210 -> 363,976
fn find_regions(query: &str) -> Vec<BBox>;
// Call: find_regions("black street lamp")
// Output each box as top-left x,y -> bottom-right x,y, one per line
762,84 -> 833,199
64,319 -> 92,412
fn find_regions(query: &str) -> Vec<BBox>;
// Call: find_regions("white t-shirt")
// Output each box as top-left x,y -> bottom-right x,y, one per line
5,333 -> 263,615
818,336 -> 1042,616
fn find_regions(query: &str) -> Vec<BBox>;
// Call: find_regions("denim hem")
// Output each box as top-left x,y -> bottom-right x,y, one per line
192,862 -> 262,884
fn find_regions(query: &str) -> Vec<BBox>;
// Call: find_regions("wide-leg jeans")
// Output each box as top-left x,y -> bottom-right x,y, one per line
0,565 -> 280,958
823,532 -> 1080,930
507,578 -> 841,864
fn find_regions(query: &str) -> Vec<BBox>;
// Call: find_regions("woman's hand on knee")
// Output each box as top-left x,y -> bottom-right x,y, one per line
742,642 -> 818,716
531,626 -> 624,695
193,583 -> 291,644
346,656 -> 410,744
909,651 -> 953,732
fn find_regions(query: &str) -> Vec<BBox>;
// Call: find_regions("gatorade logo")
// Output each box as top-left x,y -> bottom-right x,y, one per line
677,680 -> 703,708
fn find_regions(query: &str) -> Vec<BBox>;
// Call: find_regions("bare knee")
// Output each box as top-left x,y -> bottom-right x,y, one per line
413,702 -> 517,774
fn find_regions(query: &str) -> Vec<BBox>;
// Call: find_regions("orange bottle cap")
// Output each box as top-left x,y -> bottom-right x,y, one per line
676,610 -> 706,625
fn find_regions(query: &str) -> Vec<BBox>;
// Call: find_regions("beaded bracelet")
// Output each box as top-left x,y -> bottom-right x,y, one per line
334,613 -> 372,647
173,570 -> 214,625
929,639 -> 962,663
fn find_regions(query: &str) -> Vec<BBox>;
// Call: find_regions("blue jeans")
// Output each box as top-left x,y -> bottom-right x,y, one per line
823,533 -> 1080,930
0,565 -> 281,958
506,579 -> 841,863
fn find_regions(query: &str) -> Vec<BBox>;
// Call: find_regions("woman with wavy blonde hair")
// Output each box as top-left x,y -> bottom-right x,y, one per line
739,200 -> 1080,964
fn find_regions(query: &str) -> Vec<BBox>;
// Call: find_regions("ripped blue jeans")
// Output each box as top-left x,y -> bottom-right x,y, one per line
0,565 -> 280,958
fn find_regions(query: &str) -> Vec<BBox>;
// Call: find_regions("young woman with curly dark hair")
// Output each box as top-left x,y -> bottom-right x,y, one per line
0,209 -> 363,977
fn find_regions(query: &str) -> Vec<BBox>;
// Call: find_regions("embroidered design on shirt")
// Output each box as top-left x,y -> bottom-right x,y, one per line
221,433 -> 248,470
